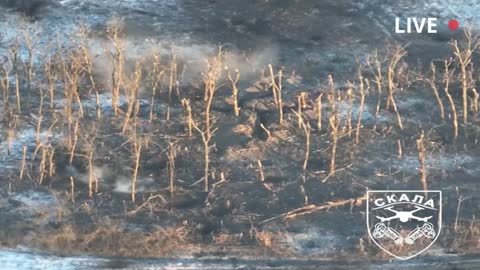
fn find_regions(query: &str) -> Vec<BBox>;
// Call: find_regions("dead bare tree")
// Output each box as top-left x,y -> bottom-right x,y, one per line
346,83 -> 353,137
60,50 -> 85,126
23,28 -> 38,109
12,37 -> 21,113
316,93 -> 323,131
451,28 -> 480,124
257,160 -> 265,182
366,50 -> 383,116
416,130 -> 427,195
167,140 -> 177,197
443,59 -> 458,138
68,119 -> 80,164
226,67 -> 240,117
106,20 -> 125,116
79,125 -> 98,197
44,57 -> 57,110
293,109 -> 311,171
386,44 -> 406,130
149,50 -> 164,123
122,61 -> 142,134
130,130 -> 143,203
0,59 -> 12,108
193,122 -> 217,192
6,109 -> 18,156
203,48 -> 223,139
426,62 -> 445,120
19,145 -> 27,180
328,92 -> 340,175
472,88 -> 479,114
181,98 -> 194,137
77,26 -> 96,92
167,48 -> 178,121
297,92 -> 307,129
356,73 -> 367,145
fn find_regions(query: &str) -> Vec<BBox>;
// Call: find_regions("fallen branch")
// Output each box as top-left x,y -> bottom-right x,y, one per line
322,164 -> 353,183
128,194 -> 167,216
259,194 -> 366,225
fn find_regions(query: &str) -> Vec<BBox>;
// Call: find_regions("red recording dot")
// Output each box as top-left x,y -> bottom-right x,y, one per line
448,19 -> 459,31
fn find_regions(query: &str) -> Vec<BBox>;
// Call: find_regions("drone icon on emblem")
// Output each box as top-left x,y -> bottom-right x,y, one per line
375,206 -> 433,223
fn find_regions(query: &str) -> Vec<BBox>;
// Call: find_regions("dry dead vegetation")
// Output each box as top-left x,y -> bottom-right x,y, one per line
34,220 -> 194,257
0,20 -> 479,258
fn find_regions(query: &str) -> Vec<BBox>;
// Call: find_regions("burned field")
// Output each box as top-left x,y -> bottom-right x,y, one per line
0,0 -> 479,263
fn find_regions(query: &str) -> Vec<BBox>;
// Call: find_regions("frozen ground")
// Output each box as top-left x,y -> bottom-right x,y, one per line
1,248 -> 479,270
0,0 -> 479,269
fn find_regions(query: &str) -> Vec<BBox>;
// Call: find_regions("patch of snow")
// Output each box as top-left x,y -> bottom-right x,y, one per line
394,153 -> 479,176
285,228 -> 346,256
0,127 -> 63,166
8,191 -> 59,226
